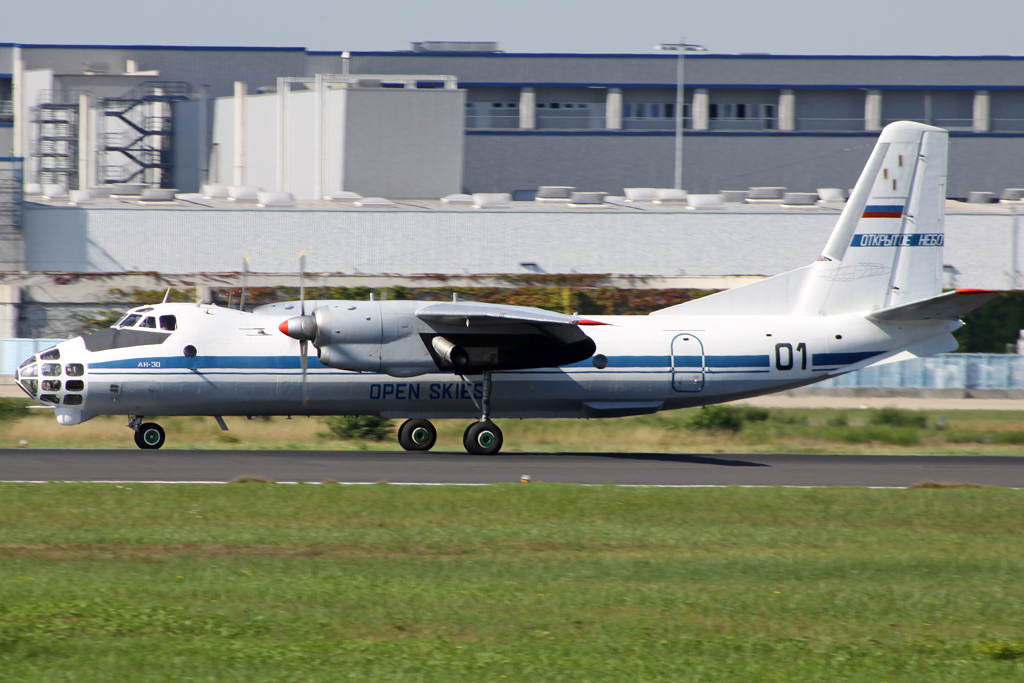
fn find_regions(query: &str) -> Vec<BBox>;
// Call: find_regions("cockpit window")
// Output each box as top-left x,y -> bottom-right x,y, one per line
159,315 -> 177,331
119,314 -> 142,328
40,348 -> 60,361
21,364 -> 37,378
66,363 -> 85,377
41,363 -> 62,377
140,316 -> 156,329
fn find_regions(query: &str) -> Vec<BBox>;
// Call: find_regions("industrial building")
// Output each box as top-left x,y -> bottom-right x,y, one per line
1,43 -> 1023,198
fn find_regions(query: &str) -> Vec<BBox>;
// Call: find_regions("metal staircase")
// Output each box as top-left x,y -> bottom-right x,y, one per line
99,81 -> 191,187
31,103 -> 79,188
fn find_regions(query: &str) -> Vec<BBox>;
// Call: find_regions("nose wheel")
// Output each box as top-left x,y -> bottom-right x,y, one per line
462,370 -> 504,455
129,417 -> 166,449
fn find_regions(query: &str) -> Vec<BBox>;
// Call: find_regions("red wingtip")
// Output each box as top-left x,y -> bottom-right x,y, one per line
577,319 -> 611,326
955,288 -> 1001,294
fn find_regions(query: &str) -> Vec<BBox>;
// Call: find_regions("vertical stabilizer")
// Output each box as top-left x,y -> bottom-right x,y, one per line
801,121 -> 947,316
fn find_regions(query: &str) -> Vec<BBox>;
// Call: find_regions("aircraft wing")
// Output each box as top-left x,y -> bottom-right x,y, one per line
415,302 -> 599,346
867,289 -> 1001,322
416,302 -> 580,326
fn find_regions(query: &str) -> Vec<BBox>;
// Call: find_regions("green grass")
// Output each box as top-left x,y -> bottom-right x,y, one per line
1,483 -> 1023,681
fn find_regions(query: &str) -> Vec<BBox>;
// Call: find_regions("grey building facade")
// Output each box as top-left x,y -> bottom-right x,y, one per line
1,44 -> 1023,197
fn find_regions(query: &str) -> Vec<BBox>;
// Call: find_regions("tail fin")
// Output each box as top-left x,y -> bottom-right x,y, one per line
653,121 -> 948,318
808,120 -> 947,315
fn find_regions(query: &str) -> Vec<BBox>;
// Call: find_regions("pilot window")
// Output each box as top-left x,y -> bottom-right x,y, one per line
120,314 -> 142,328
140,317 -> 156,329
40,348 -> 60,360
41,363 -> 62,377
159,315 -> 177,331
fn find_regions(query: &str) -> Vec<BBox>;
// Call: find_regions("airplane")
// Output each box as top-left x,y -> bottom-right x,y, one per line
13,121 -> 999,454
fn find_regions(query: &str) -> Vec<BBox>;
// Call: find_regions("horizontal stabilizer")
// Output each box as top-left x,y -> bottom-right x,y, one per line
867,289 -> 1000,322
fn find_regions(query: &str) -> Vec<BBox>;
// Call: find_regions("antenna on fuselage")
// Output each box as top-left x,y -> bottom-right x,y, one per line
162,288 -> 171,304
239,252 -> 251,311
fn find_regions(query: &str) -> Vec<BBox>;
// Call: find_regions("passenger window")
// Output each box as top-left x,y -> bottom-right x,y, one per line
41,363 -> 62,377
65,379 -> 85,391
63,394 -> 83,405
66,363 -> 85,377
120,314 -> 142,327
159,315 -> 177,331
41,379 -> 62,392
140,317 -> 156,328
40,348 -> 60,360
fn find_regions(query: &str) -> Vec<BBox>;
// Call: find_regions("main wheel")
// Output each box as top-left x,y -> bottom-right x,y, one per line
398,419 -> 436,451
134,422 -> 166,450
463,421 -> 503,455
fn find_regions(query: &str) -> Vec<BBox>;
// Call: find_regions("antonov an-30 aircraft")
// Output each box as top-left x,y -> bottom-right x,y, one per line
15,121 -> 998,453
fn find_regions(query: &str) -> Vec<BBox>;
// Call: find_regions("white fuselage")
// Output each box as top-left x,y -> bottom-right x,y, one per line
17,302 -> 958,424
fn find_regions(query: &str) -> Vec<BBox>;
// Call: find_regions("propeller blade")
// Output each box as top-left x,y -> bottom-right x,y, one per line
300,339 -> 309,403
299,250 -> 307,315
239,252 -> 251,311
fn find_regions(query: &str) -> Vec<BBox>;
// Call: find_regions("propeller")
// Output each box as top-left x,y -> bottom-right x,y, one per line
239,252 -> 251,311
279,251 -> 313,403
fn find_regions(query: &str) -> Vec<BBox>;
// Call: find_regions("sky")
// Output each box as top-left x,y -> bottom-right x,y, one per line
1,0 -> 1021,55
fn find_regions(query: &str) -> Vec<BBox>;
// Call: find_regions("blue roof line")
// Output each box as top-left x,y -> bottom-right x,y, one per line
0,43 -> 307,52
465,130 -> 1024,138
350,51 -> 1024,61
461,82 -> 1024,91
0,45 -> 1021,59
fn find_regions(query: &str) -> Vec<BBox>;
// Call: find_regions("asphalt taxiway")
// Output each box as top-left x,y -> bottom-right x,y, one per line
1,450 -> 1023,487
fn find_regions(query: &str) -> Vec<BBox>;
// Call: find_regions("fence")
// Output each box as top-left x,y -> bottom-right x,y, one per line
812,354 -> 1024,392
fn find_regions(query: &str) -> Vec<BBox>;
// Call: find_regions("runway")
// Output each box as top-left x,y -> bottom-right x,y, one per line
1,449 -> 1023,487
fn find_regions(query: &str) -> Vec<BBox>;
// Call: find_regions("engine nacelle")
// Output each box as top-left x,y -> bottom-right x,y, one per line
312,301 -> 437,376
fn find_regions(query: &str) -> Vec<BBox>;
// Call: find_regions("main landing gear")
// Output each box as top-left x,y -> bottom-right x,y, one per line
396,371 -> 504,456
129,416 -> 166,450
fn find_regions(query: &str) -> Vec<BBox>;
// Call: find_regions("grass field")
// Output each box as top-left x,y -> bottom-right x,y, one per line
1,483 -> 1023,681
3,404 -> 1024,454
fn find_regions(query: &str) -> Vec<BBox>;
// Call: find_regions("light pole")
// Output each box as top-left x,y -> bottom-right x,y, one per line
655,39 -> 707,190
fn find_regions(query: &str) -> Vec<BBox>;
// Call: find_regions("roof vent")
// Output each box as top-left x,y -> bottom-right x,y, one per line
623,188 -> 656,202
535,186 -> 574,202
473,193 -> 511,208
411,41 -> 499,53
654,189 -> 688,203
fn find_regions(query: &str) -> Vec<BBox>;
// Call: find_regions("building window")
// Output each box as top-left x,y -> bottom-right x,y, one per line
736,104 -> 747,119
709,103 -> 719,119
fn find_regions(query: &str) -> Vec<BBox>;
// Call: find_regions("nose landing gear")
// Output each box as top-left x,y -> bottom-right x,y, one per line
128,416 -> 166,450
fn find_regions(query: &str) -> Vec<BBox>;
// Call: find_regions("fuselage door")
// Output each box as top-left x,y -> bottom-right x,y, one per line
671,333 -> 705,392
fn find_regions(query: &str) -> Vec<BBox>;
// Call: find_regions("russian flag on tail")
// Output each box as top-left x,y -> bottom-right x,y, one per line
862,204 -> 904,218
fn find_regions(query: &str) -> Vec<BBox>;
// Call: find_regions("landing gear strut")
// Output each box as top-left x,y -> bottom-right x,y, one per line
129,416 -> 166,450
463,370 -> 503,456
